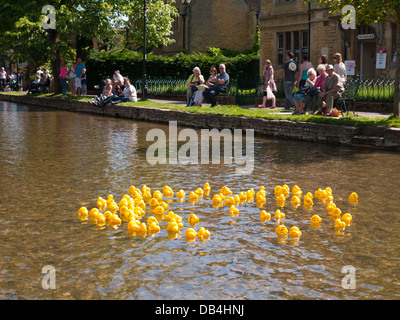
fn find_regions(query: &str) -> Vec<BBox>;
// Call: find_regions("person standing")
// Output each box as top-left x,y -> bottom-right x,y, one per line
68,61 -> 77,96
59,60 -> 68,97
258,59 -> 277,109
297,55 -> 313,88
276,52 -> 299,110
80,68 -> 87,96
0,67 -> 6,91
75,57 -> 86,96
333,53 -> 347,86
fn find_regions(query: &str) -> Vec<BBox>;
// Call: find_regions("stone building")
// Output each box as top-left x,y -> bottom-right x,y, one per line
155,0 -> 261,55
259,0 -> 397,79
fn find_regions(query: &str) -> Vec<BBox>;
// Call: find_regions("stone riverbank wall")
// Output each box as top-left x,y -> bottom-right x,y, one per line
1,93 -> 400,151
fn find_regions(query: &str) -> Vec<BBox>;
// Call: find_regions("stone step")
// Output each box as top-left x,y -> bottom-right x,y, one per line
353,135 -> 385,147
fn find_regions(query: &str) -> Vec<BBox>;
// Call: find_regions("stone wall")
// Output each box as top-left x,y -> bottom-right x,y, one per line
1,93 -> 399,151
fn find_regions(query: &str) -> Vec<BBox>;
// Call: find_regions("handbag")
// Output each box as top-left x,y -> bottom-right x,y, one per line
307,87 -> 321,96
189,74 -> 199,92
266,86 -> 274,99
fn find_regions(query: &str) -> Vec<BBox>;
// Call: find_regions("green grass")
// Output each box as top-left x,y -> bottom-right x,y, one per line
2,91 -> 400,128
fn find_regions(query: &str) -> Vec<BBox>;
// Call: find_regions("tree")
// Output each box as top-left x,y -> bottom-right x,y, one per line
0,0 -> 178,93
302,0 -> 400,116
119,0 -> 179,51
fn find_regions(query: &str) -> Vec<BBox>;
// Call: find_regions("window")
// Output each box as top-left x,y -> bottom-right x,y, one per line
276,30 -> 309,65
277,33 -> 284,65
301,30 -> 308,57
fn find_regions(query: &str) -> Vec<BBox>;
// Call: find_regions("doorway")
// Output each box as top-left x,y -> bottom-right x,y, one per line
361,42 -> 376,79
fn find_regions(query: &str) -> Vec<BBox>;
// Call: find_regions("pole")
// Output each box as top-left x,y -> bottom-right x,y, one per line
142,0 -> 147,101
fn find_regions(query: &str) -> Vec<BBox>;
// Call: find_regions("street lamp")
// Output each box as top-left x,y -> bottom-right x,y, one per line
181,0 -> 191,52
142,0 -> 148,101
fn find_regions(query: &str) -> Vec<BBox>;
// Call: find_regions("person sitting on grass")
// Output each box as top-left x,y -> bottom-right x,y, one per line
203,64 -> 229,107
110,78 -> 137,105
89,78 -> 113,104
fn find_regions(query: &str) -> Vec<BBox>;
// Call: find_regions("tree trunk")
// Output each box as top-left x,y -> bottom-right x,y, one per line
49,29 -> 61,94
394,15 -> 400,116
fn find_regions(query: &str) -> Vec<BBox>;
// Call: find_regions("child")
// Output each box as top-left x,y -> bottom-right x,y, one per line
80,68 -> 87,96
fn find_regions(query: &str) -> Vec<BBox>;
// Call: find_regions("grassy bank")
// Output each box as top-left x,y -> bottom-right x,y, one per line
2,91 -> 400,128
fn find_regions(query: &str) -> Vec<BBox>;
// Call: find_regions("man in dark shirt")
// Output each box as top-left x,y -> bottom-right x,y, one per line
276,52 -> 299,110
203,64 -> 229,107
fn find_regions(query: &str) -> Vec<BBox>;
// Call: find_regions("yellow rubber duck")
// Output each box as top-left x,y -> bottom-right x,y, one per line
97,197 -> 107,210
291,195 -> 301,207
148,221 -> 161,235
203,182 -> 211,195
108,201 -> 119,214
162,185 -> 174,197
136,200 -> 146,211
77,207 -> 89,220
348,192 -> 358,205
334,218 -> 346,230
189,191 -> 199,202
310,214 -> 322,225
147,216 -> 159,227
133,206 -> 145,218
159,201 -> 169,212
341,213 -> 353,226
176,189 -> 186,199
276,225 -> 288,236
128,185 -> 136,196
260,210 -> 271,222
152,205 -> 164,215
149,197 -> 160,207
166,221 -> 181,234
326,202 -> 336,214
274,185 -> 282,197
104,210 -> 112,226
197,227 -> 210,241
292,185 -> 302,197
106,194 -> 114,207
274,209 -> 285,220
239,192 -> 248,202
276,193 -> 286,207
229,205 -> 239,217
109,214 -> 122,228
212,194 -> 222,206
118,196 -> 129,208
282,185 -> 290,197
188,213 -> 200,226
303,195 -> 314,208
185,228 -> 197,241
127,219 -> 141,234
314,188 -> 323,200
89,208 -> 100,221
331,207 -> 342,218
120,206 -> 133,222
246,188 -> 255,199
289,226 -> 302,238
256,193 -> 266,203
225,196 -> 236,206
257,189 -> 267,198
138,222 -> 147,237
95,213 -> 106,227
220,186 -> 233,196
195,187 -> 203,197
153,190 -> 163,202
142,190 -> 152,201
142,185 -> 151,194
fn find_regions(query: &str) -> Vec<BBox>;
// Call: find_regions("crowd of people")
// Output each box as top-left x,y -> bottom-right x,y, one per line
258,51 -> 347,116
0,67 -> 24,92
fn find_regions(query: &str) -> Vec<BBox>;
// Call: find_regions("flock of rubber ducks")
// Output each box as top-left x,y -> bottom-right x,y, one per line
77,182 -> 358,243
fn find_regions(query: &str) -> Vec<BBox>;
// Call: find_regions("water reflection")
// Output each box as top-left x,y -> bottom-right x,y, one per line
1,101 -> 400,299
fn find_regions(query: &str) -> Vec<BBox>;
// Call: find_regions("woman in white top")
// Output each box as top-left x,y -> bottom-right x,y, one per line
68,61 -> 77,96
111,78 -> 137,104
333,53 -> 347,86
0,67 -> 7,90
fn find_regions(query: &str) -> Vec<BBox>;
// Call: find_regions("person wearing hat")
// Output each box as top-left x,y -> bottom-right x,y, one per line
315,64 -> 345,116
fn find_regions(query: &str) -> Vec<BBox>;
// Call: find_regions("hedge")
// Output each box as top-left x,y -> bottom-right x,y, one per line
85,48 -> 260,89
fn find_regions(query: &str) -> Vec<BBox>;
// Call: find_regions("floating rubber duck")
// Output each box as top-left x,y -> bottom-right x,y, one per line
189,191 -> 199,202
118,196 -> 129,208
348,192 -> 358,205
310,214 -> 322,225
257,189 -> 267,198
147,216 -> 159,227
256,193 -> 266,204
128,185 -> 136,196
274,185 -> 282,197
77,207 -> 89,220
95,213 -> 106,227
220,186 -> 233,196
229,205 -> 239,217
142,185 -> 151,194
291,195 -> 301,207
162,185 -> 174,198
120,206 -> 133,222
106,194 -> 114,207
289,226 -> 302,238
149,197 -> 160,207
195,187 -> 203,197
133,206 -> 145,218
127,219 -> 141,234
305,192 -> 313,199
292,185 -> 302,197
108,202 -> 119,214
274,209 -> 285,220
260,210 -> 271,222
276,225 -> 288,236
136,200 -> 146,211
341,213 -> 353,226
326,202 -> 336,214
167,221 -> 181,234
234,194 -> 240,205
159,201 -> 169,212
246,189 -> 255,199
334,218 -> 346,230
276,193 -> 286,207
142,191 -> 152,201
212,194 -> 223,206
148,221 -> 161,235
109,214 -> 122,228
281,185 -> 290,197
176,189 -> 186,199
203,182 -> 211,195
185,228 -> 197,241
104,210 -> 112,225
197,227 -> 210,241
303,195 -> 314,209
89,208 -> 100,221
153,205 -> 164,216
314,188 -> 323,200
331,207 -> 342,218
188,213 -> 199,226
239,192 -> 248,202
225,196 -> 236,207
97,197 -> 107,210
138,222 -> 147,237
153,190 -> 163,202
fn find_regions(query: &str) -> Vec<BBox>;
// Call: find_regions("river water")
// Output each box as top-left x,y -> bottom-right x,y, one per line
1,101 -> 400,300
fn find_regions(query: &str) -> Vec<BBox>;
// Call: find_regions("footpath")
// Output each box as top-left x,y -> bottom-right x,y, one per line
0,93 -> 399,151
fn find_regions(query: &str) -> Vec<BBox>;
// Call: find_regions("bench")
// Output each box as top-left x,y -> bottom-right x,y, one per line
335,79 -> 360,116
